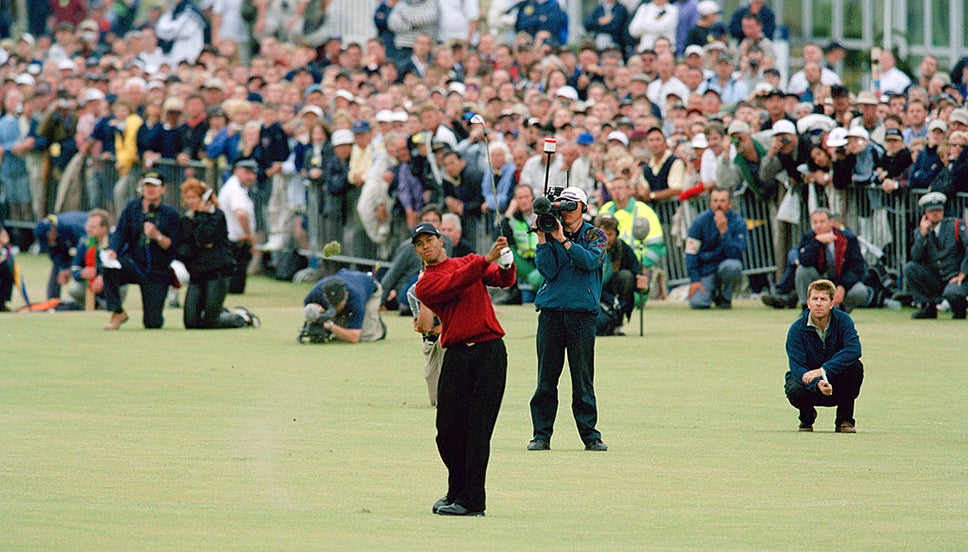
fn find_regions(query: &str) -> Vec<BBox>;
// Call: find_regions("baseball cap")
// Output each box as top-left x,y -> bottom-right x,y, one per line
727,120 -> 751,135
411,221 -> 442,244
375,109 -> 394,123
299,105 -> 323,118
684,44 -> 705,58
234,159 -> 259,172
847,126 -> 869,140
606,130 -> 629,146
556,85 -> 579,102
855,91 -> 878,106
558,186 -> 588,205
918,191 -> 946,211
884,128 -> 903,140
332,129 -> 354,146
322,277 -> 347,306
576,132 -> 595,145
772,120 -> 796,136
825,127 -> 849,147
928,120 -> 948,133
352,120 -> 372,134
950,109 -> 968,126
141,171 -> 165,186
691,133 -> 709,149
697,0 -> 721,16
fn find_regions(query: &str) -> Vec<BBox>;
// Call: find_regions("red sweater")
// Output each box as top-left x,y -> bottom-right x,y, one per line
415,254 -> 516,349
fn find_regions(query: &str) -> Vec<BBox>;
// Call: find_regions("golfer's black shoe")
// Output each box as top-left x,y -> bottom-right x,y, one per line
432,496 -> 450,514
435,503 -> 484,516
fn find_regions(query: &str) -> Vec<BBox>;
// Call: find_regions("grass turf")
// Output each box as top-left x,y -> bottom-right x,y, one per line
2,253 -> 965,550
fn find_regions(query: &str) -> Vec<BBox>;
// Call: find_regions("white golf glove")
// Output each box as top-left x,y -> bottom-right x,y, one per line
497,247 -> 513,269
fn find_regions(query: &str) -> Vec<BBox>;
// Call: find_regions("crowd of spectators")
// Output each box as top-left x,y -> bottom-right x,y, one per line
0,0 -> 967,312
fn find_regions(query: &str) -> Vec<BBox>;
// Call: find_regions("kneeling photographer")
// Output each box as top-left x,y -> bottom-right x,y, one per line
527,186 -> 609,453
301,269 -> 386,343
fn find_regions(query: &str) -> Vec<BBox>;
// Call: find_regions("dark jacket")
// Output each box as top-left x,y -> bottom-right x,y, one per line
909,217 -> 968,281
786,307 -> 862,392
111,199 -> 181,280
685,208 -> 747,281
175,208 -> 233,281
535,220 -> 607,313
797,227 -> 866,290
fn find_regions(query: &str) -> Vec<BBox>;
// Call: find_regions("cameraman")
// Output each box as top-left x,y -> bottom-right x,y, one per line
528,187 -> 609,452
303,269 -> 386,343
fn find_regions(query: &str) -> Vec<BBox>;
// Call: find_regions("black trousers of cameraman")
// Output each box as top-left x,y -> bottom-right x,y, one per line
103,257 -> 169,329
531,310 -> 601,445
436,338 -> 507,513
228,241 -> 251,294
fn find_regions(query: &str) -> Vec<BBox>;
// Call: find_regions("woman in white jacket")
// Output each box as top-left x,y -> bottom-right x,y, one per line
628,0 -> 678,53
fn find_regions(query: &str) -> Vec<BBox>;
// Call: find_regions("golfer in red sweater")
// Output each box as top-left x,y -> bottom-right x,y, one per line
413,222 -> 516,517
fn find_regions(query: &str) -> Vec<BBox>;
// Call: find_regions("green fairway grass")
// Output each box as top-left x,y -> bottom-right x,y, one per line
2,253 -> 965,550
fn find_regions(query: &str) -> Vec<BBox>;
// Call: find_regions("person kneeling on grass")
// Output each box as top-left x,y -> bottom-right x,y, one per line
784,278 -> 864,433
175,179 -> 260,329
303,268 -> 386,343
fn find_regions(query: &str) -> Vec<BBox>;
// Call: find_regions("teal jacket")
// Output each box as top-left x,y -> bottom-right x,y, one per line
534,221 -> 607,313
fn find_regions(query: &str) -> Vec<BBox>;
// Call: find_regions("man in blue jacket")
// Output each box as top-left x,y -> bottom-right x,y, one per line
685,187 -> 746,309
34,211 -> 88,300
794,208 -> 868,312
528,187 -> 609,452
785,279 -> 864,433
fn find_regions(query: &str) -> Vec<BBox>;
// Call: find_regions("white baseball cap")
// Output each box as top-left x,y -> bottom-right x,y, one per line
825,127 -> 849,147
772,120 -> 797,136
559,186 -> 588,205
332,129 -> 354,146
606,130 -> 629,146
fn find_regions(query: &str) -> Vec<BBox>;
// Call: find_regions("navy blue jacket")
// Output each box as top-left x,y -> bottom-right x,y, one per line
535,220 -> 607,313
515,0 -> 568,47
34,211 -> 88,271
685,208 -> 746,281
786,307 -> 862,391
304,268 -> 378,330
111,199 -> 181,280
797,227 -> 866,290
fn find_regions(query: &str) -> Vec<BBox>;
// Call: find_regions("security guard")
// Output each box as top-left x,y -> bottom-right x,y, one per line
903,191 -> 968,319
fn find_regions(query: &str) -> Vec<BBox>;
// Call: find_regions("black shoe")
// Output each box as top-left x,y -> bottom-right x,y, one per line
762,292 -> 797,309
911,305 -> 938,319
432,496 -> 450,514
835,421 -> 856,433
527,439 -> 549,451
798,423 -> 814,432
953,308 -> 967,320
234,306 -> 261,328
584,439 -> 608,451
435,503 -> 484,516
798,407 -> 816,431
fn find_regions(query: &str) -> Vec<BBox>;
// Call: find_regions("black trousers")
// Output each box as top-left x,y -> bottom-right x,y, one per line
785,361 -> 864,426
436,338 -> 507,513
228,242 -> 251,294
102,258 -> 169,329
604,269 -> 636,319
183,277 -> 246,329
531,310 -> 602,444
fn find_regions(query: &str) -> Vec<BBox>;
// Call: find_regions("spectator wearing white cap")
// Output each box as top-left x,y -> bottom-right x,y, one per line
761,118 -> 806,268
685,0 -> 727,50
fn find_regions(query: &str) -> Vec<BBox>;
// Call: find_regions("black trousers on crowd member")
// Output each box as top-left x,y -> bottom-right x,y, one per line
228,241 -> 251,294
531,310 -> 602,445
785,361 -> 864,426
604,269 -> 636,319
103,258 -> 170,329
436,338 -> 507,513
183,277 -> 246,329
